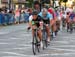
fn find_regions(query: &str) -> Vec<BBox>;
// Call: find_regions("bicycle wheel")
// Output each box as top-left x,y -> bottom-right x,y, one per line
67,25 -> 69,32
42,30 -> 48,50
70,23 -> 73,33
42,40 -> 47,50
32,31 -> 40,55
67,23 -> 70,32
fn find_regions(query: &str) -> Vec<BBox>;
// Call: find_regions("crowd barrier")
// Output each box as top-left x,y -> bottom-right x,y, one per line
0,13 -> 29,25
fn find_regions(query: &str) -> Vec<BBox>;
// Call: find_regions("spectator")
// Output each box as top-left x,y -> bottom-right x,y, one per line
8,10 -> 15,24
15,9 -> 20,24
28,8 -> 33,16
0,9 -> 5,25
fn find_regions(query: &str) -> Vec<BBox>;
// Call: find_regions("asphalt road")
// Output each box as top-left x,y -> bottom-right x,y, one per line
0,23 -> 75,57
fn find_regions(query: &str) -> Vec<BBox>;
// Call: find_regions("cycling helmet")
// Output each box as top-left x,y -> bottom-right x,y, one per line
32,10 -> 38,15
41,8 -> 48,15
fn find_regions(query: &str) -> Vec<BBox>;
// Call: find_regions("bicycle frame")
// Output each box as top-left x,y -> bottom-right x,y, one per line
42,23 -> 49,49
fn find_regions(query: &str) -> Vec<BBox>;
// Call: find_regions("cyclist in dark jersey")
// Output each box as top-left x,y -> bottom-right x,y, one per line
30,11 -> 43,47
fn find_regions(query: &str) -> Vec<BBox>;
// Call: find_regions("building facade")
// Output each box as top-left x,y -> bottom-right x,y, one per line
0,0 -> 28,9
60,0 -> 75,7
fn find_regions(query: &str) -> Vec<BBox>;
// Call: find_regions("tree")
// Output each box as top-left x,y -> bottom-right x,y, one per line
63,0 -> 68,10
27,0 -> 33,7
40,0 -> 50,4
59,0 -> 63,6
63,0 -> 68,2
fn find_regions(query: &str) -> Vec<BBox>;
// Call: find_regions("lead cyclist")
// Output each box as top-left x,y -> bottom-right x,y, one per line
28,11 -> 44,47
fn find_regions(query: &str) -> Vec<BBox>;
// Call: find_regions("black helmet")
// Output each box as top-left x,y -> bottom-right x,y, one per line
32,10 -> 38,15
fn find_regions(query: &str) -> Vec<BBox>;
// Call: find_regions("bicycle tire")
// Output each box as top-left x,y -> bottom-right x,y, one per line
70,27 -> 73,33
42,30 -> 48,50
32,30 -> 40,55
32,36 -> 37,55
70,23 -> 73,33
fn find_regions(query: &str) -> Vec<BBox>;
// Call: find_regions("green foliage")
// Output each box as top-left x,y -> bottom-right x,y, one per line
41,0 -> 50,4
27,0 -> 33,7
59,0 -> 68,5
63,0 -> 68,2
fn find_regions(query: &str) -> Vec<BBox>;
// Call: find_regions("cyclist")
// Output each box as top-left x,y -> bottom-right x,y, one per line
28,11 -> 43,46
61,11 -> 66,28
48,7 -> 57,37
66,11 -> 75,32
69,11 -> 75,25
69,12 -> 75,21
38,8 -> 53,42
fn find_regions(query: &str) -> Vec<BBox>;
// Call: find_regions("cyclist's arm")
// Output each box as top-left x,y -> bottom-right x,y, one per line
28,15 -> 33,28
48,13 -> 53,26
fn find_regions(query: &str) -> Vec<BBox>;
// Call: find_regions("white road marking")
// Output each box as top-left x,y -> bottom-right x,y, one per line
0,43 -> 9,44
4,52 -> 30,57
2,52 -> 75,57
18,44 -> 32,47
51,45 -> 75,47
50,53 -> 75,56
9,37 -> 22,39
0,32 -> 9,35
3,52 -> 36,57
50,47 -> 75,52
51,41 -> 69,44
12,47 -> 31,50
37,53 -> 75,56
19,34 -> 32,37
70,40 -> 75,41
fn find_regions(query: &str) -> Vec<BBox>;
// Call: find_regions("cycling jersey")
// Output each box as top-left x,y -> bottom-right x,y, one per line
32,16 -> 42,27
29,15 -> 33,22
69,13 -> 75,20
38,12 -> 53,24
38,12 -> 53,20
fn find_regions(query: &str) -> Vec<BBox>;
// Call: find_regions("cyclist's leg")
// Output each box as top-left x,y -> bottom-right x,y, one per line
50,23 -> 54,38
37,29 -> 43,47
70,20 -> 73,32
37,29 -> 42,42
50,19 -> 57,38
32,25 -> 42,41
56,20 -> 60,31
53,23 -> 57,36
67,18 -> 70,29
46,24 -> 50,42
32,25 -> 37,37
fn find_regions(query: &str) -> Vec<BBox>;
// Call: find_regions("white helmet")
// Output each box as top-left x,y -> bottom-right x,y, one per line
41,8 -> 48,15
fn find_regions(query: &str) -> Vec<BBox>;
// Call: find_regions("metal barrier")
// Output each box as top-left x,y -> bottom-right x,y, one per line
0,13 -> 5,25
0,12 -> 29,26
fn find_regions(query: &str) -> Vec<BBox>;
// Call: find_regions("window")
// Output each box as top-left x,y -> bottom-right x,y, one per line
18,0 -> 26,3
1,0 -> 8,3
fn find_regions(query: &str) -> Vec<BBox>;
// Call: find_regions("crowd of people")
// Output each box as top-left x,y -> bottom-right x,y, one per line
0,7 -> 33,26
